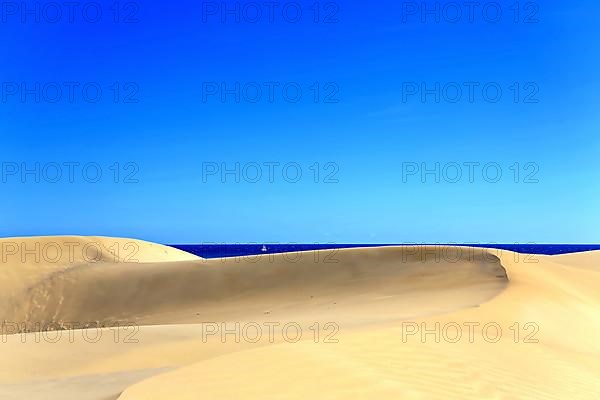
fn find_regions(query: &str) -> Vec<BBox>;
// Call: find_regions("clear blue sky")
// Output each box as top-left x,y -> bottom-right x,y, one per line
1,1 -> 599,243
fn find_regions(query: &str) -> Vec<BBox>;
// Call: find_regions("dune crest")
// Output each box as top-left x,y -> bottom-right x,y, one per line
1,242 -> 507,332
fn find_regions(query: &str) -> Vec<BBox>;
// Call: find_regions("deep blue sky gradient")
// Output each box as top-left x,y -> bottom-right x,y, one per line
1,1 -> 599,243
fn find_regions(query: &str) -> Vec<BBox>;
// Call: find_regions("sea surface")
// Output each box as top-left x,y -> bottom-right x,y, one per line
169,244 -> 600,259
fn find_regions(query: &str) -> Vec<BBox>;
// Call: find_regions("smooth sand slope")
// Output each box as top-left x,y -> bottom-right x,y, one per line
0,237 -> 599,399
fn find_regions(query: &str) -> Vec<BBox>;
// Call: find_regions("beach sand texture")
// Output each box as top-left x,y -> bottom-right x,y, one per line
0,236 -> 598,399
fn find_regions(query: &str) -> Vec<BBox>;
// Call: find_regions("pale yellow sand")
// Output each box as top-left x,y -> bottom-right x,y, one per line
0,237 -> 598,399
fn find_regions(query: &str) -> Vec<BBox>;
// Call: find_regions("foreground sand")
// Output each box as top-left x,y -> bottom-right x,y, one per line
0,237 -> 599,399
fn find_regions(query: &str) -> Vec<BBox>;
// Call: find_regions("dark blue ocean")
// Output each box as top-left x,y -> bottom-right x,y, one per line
169,244 -> 600,259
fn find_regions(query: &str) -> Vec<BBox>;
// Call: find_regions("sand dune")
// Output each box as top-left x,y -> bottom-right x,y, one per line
4,244 -> 508,332
1,237 -> 599,399
0,236 -> 198,297
0,236 -> 200,331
